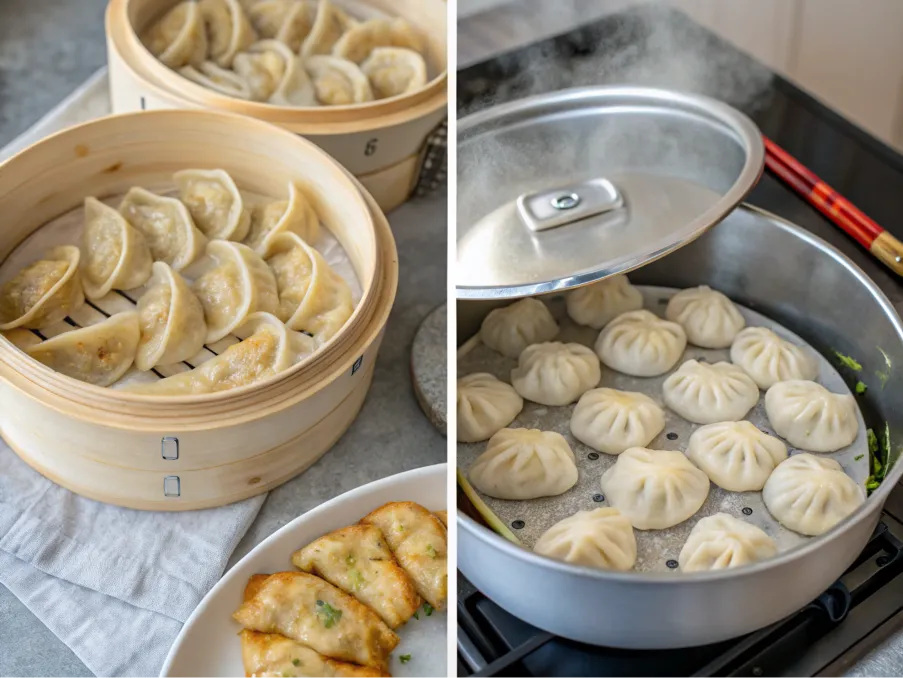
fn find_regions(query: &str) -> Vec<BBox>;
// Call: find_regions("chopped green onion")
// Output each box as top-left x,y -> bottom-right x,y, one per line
413,610 -> 419,620
868,429 -> 878,454
400,654 -> 412,664
348,568 -> 364,591
856,381 -> 868,394
423,602 -> 434,617
292,659 -> 301,667
315,600 -> 342,628
345,554 -> 355,566
854,454 -> 864,461
835,352 -> 862,371
426,544 -> 438,559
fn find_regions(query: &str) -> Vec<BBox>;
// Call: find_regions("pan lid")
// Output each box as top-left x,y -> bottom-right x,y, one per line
456,86 -> 764,300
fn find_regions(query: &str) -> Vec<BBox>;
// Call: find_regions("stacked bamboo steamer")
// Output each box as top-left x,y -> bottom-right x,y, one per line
0,110 -> 398,511
106,0 -> 448,212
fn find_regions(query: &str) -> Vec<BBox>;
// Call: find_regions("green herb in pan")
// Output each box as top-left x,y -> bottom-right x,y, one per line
835,351 -> 862,371
855,381 -> 868,395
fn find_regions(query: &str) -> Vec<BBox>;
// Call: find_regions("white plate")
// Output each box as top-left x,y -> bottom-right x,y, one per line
161,464 -> 448,677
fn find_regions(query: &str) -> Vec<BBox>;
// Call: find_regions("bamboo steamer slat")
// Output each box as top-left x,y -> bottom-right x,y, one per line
105,0 -> 448,212
0,110 -> 399,510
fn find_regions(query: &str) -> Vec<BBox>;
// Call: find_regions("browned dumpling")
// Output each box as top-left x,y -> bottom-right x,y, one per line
434,510 -> 448,528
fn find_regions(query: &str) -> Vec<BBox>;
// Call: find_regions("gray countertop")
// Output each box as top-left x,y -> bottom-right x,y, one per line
0,1 -> 447,675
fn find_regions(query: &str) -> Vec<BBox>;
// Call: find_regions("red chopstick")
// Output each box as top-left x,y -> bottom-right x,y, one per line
763,136 -> 903,276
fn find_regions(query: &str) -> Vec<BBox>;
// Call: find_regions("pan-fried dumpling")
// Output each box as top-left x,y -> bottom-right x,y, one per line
595,309 -> 686,377
118,187 -> 208,272
599,447 -> 709,530
565,275 -> 643,329
511,341 -> 601,406
763,453 -> 864,536
480,298 -> 559,358
143,0 -> 208,69
457,372 -> 523,443
361,47 -> 427,99
533,508 -> 637,571
264,233 -> 353,344
243,181 -> 320,255
686,421 -> 787,492
331,17 -> 426,64
192,240 -> 279,343
305,55 -> 373,105
173,169 -> 251,242
125,312 -> 315,395
199,0 -> 258,67
300,0 -> 356,56
136,262 -> 207,371
665,285 -> 745,349
469,428 -> 578,500
730,326 -> 818,389
26,312 -> 140,387
678,513 -> 777,572
239,630 -> 383,678
179,61 -> 253,99
764,379 -> 859,452
662,359 -> 759,424
570,388 -> 665,455
0,246 -> 84,330
235,40 -> 317,105
81,197 -> 153,300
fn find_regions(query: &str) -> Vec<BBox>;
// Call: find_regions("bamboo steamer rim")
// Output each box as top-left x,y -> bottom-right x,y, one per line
107,0 -> 448,134
0,109 -> 398,415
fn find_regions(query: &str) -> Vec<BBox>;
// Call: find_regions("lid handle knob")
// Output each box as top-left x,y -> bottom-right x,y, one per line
517,178 -> 624,232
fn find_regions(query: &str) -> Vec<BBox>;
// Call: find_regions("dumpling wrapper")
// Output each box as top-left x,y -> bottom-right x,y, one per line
0,245 -> 84,330
233,40 -> 317,105
243,180 -> 320,255
292,524 -> 422,629
360,501 -> 448,611
143,0 -> 208,69
300,0 -> 357,57
81,197 -> 153,300
248,0 -> 318,51
457,372 -> 523,443
232,571 -> 398,670
26,312 -> 140,387
331,17 -> 426,64
179,61 -> 253,99
174,169 -> 251,242
361,47 -> 427,99
305,55 -> 373,106
199,0 -> 258,67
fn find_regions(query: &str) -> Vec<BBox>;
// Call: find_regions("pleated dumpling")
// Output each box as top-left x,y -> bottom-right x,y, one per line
192,240 -> 279,343
686,421 -> 787,492
124,312 -> 316,395
570,388 -> 665,455
534,508 -> 637,571
81,197 -> 153,300
565,275 -> 643,329
143,0 -> 208,69
510,341 -> 601,406
331,17 -> 426,64
479,298 -> 559,359
457,372 -> 523,443
199,0 -> 258,67
595,309 -> 686,377
180,61 -> 253,99
666,285 -> 746,349
136,262 -> 207,371
174,169 -> 251,242
763,453 -> 864,535
233,40 -> 317,105
305,55 -> 373,105
300,0 -> 356,56
764,380 -> 859,452
248,0 -> 317,50
730,326 -> 818,389
0,246 -> 84,330
662,359 -> 759,424
243,181 -> 320,255
678,513 -> 777,572
360,47 -> 427,99
468,428 -> 578,500
599,447 -> 709,530
264,232 -> 353,344
26,312 -> 140,387
118,187 -> 208,272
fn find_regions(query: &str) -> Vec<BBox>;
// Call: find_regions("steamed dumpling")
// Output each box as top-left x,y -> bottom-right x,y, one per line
331,17 -> 425,64
595,309 -> 686,377
730,326 -> 818,389
243,181 -> 320,255
180,61 -> 253,99
599,447 -> 709,530
247,0 -> 316,50
174,169 -> 251,242
264,232 -> 353,344
457,373 -> 523,443
360,47 -> 427,99
468,428 -> 578,500
763,453 -> 864,535
570,388 -> 665,455
143,0 -> 208,69
233,40 -> 317,105
199,0 -> 258,67
305,55 -> 374,105
119,187 -> 208,272
26,312 -> 140,387
662,359 -> 759,424
686,421 -> 787,492
764,380 -> 859,452
300,0 -> 356,56
81,197 -> 153,300
136,262 -> 207,371
533,508 -> 636,571
565,275 -> 643,329
665,285 -> 745,349
0,246 -> 84,330
192,240 -> 279,343
480,298 -> 558,359
510,341 -> 600,406
678,513 -> 777,572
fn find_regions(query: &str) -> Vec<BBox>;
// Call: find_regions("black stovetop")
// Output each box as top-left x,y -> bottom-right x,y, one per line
457,5 -> 903,677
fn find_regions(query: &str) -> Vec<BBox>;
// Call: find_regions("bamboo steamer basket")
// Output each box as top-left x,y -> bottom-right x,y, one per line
0,109 -> 398,511
105,0 -> 448,212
